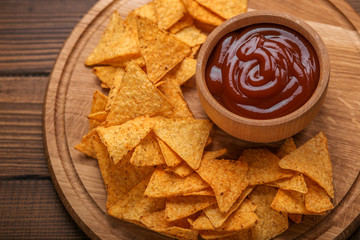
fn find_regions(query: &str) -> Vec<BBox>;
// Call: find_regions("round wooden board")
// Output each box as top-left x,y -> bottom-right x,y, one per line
44,0 -> 360,239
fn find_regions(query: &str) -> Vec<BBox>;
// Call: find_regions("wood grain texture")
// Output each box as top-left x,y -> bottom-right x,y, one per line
43,0 -> 360,240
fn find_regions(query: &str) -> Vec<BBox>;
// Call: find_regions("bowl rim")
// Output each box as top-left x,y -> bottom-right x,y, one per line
196,10 -> 330,127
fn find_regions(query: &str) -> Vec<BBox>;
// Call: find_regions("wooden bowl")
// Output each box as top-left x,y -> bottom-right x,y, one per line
196,11 -> 330,143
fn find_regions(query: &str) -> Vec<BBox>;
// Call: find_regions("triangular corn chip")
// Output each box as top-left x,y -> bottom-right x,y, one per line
196,158 -> 248,213
108,175 -> 166,222
181,0 -> 224,26
169,14 -> 194,34
240,148 -> 293,185
133,1 -> 157,23
130,131 -> 166,166
89,90 -> 108,130
248,185 -> 289,240
183,188 -> 215,197
74,129 -> 97,158
85,11 -> 140,66
154,0 -> 186,30
276,137 -> 296,159
157,137 -> 183,167
169,57 -> 197,86
279,132 -> 334,198
92,66 -> 125,89
203,186 -> 254,228
96,116 -> 154,164
288,213 -> 302,224
174,25 -> 207,47
105,62 -> 173,126
165,161 -> 194,177
153,118 -> 212,169
194,0 -> 247,19
304,177 -> 333,213
135,15 -> 191,83
165,195 -> 216,221
144,167 -> 209,198
266,173 -> 308,194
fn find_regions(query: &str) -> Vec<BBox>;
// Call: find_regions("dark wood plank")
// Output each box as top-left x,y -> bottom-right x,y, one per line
0,0 -> 98,75
0,179 -> 88,239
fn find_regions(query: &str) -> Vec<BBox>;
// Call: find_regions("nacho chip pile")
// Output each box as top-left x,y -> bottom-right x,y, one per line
75,1 -> 335,239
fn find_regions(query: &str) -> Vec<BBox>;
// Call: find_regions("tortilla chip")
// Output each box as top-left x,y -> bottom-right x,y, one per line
105,62 -> 173,126
160,226 -> 198,240
169,58 -> 197,86
191,199 -> 257,231
153,118 -> 212,169
165,161 -> 194,177
174,25 -> 207,47
183,188 -> 215,197
92,66 -> 125,89
108,175 -> 166,222
199,229 -> 251,240
106,150 -> 154,209
154,0 -> 186,30
196,158 -> 248,213
89,90 -> 108,130
279,132 -> 334,198
135,15 -> 191,83
189,45 -> 201,59
248,185 -> 288,240
288,213 -> 302,224
157,137 -> 183,167
92,132 -> 113,189
169,14 -> 194,34
270,189 -> 319,215
87,111 -> 107,122
133,1 -> 157,23
203,186 -> 254,228
165,195 -> 216,221
181,0 -> 224,26
85,11 -> 140,66
96,116 -> 154,164
277,137 -> 296,159
74,129 -> 97,158
266,173 -> 308,194
304,177 -> 334,213
194,0 -> 247,19
203,148 -> 227,160
144,167 -> 209,198
158,77 -> 194,118
240,148 -> 293,185
130,131 -> 166,166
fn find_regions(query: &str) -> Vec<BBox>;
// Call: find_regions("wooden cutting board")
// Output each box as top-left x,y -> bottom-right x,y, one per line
43,0 -> 360,239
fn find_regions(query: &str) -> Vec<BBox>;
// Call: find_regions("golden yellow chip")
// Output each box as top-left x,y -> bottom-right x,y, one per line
87,111 -> 107,122
108,175 -> 166,222
270,189 -> 318,215
248,185 -> 289,240
144,167 -> 209,198
130,131 -> 166,167
191,199 -> 257,231
104,72 -> 123,112
92,132 -> 113,188
85,11 -> 140,66
105,62 -> 173,126
135,15 -> 191,83
97,116 -> 154,164
304,177 -> 333,213
133,1 -> 157,23
277,137 -> 296,159
158,77 -> 194,118
89,90 -> 108,130
199,229 -> 251,240
202,148 -> 227,160
92,66 -> 125,89
160,226 -> 198,240
165,161 -> 194,177
196,158 -> 248,213
74,129 -> 97,158
170,57 -> 197,86
266,173 -> 308,194
157,137 -> 183,167
154,0 -> 186,30
194,0 -> 247,19
203,186 -> 254,228
174,25 -> 207,47
279,132 -> 334,198
240,148 -> 293,185
181,0 -> 224,26
165,195 -> 216,221
169,14 -> 194,34
106,151 -> 154,209
153,118 -> 212,169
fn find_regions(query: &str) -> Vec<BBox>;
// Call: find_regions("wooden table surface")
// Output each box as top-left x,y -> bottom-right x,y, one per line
0,0 -> 359,239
